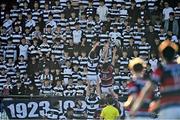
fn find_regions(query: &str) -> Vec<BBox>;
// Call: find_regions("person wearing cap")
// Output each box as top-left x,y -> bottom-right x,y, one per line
131,40 -> 180,119
124,57 -> 155,119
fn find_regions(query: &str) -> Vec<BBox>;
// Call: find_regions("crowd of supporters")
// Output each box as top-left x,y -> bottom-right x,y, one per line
0,0 -> 180,119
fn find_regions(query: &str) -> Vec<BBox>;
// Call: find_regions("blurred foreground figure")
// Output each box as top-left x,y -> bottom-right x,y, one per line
124,57 -> 155,120
131,40 -> 180,119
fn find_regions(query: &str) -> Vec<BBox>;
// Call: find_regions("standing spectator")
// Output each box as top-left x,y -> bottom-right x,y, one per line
43,25 -> 54,46
36,15 -> 45,33
52,0 -> 63,23
174,2 -> 180,21
109,25 -> 122,47
45,13 -> 57,30
72,22 -> 83,46
109,1 -> 120,20
28,38 -> 40,58
25,12 -> 36,32
3,38 -> 17,62
138,2 -> 151,21
85,0 -> 96,18
20,1 -> 31,17
96,0 -> 108,21
162,1 -> 174,21
51,37 -> 64,61
63,1 -> 75,19
128,0 -> 139,26
164,12 -> 179,36
3,13 -> 13,33
13,13 -> 25,32
0,27 -> 9,47
0,68 -> 7,91
23,27 -> 33,44
32,26 -> 42,41
119,2 -> 128,20
19,38 -> 29,60
0,3 -> 7,20
39,36 -> 51,57
27,55 -> 39,77
2,77 -> 13,96
32,1 -> 42,23
42,3 -> 51,23
17,55 -> 27,76
11,24 -> 23,45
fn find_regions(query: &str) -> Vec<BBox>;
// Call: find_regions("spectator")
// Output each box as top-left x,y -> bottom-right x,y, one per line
27,55 -> 39,77
19,38 -> 29,60
128,0 -> 139,26
11,80 -> 25,95
96,0 -> 108,21
63,1 -> 75,19
52,80 -> 64,96
164,12 -> 179,36
13,14 -> 25,31
3,13 -> 13,33
85,0 -> 96,18
25,83 -> 39,96
72,22 -> 83,45
25,12 -> 36,32
40,67 -> 53,82
162,1 -> 174,21
40,79 -> 53,95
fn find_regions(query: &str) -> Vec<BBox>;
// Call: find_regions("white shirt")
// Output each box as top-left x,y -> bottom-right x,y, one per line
163,7 -> 174,20
72,29 -> 82,44
25,19 -> 36,28
19,44 -> 29,59
97,5 -> 108,21
149,58 -> 158,71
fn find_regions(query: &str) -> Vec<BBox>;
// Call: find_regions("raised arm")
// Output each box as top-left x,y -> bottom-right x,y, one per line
112,47 -> 117,66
